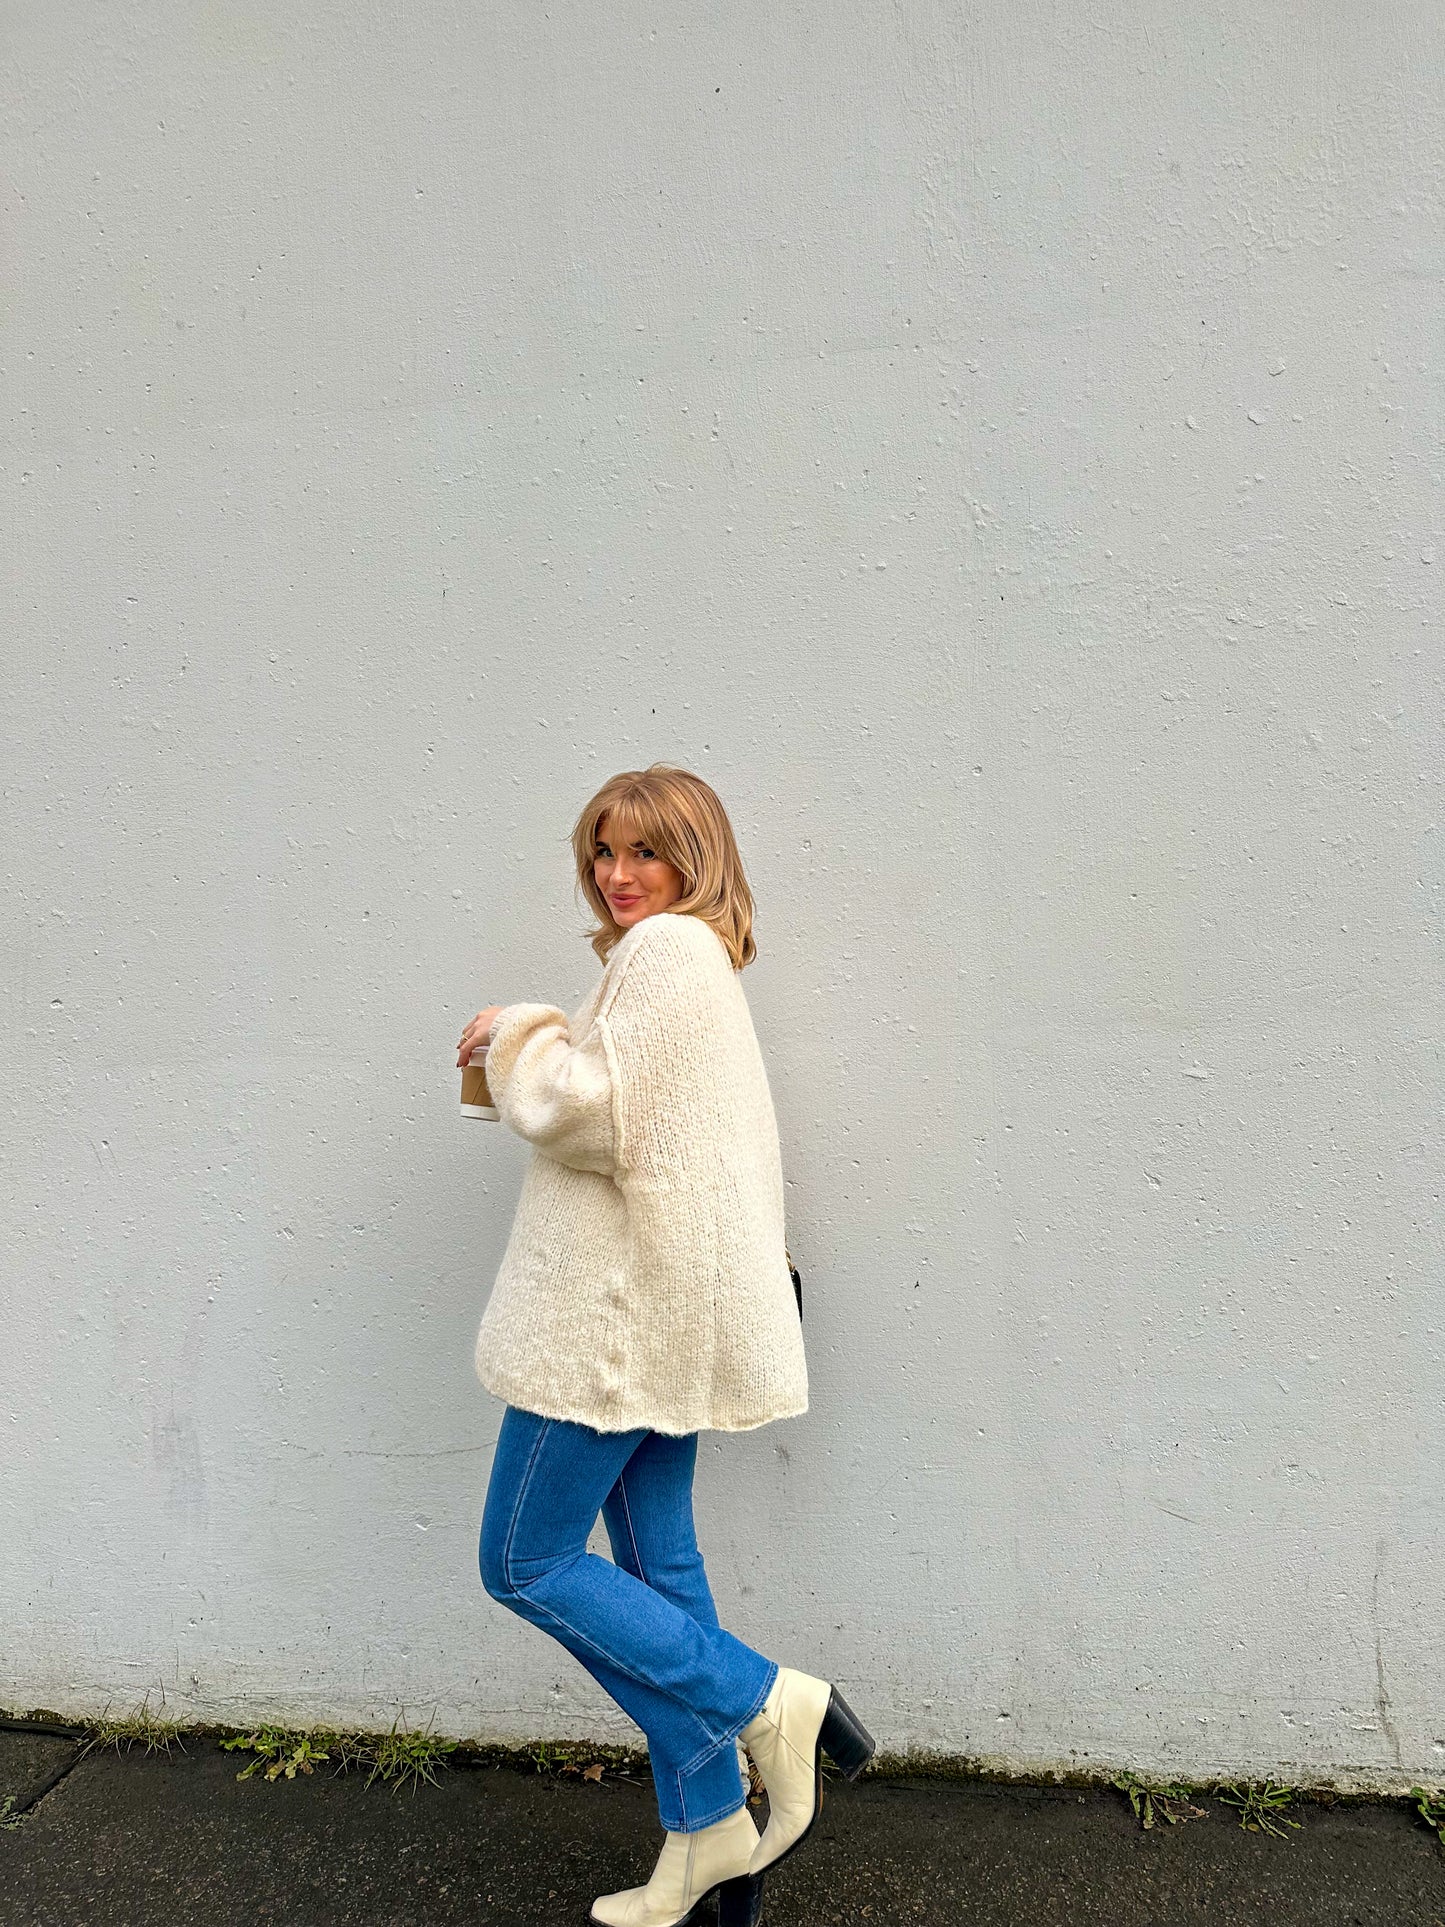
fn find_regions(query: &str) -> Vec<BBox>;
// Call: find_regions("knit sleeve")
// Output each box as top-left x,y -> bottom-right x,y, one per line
482,1002 -> 618,1176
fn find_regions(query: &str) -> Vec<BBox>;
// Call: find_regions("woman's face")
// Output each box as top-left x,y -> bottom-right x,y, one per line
593,813 -> 685,927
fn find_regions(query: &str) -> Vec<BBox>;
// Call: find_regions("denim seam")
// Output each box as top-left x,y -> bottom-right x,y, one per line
615,1469 -> 647,1582
499,1416 -> 553,1592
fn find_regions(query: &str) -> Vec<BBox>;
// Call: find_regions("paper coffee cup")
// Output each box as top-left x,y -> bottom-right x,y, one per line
461,1046 -> 499,1121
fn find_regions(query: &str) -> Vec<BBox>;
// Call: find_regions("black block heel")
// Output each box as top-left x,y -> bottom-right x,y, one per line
716,1869 -> 766,1927
818,1686 -> 876,1780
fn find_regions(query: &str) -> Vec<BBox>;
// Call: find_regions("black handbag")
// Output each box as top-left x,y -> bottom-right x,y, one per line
786,1245 -> 803,1322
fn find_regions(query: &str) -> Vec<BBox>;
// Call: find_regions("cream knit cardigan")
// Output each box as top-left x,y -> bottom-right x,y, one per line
473,909 -> 809,1435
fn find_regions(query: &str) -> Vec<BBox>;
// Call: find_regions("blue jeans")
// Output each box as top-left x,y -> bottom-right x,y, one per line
479,1404 -> 779,1832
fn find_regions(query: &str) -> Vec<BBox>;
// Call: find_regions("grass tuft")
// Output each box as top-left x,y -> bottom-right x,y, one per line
349,1713 -> 458,1794
80,1693 -> 187,1761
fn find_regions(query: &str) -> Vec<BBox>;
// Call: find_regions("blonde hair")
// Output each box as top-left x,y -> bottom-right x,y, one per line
569,764 -> 758,969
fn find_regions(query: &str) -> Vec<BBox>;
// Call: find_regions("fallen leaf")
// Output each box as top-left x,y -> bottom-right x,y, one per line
583,1763 -> 604,1783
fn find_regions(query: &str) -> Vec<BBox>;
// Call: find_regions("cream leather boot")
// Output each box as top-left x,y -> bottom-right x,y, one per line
589,1802 -> 765,1927
740,1666 -> 876,1876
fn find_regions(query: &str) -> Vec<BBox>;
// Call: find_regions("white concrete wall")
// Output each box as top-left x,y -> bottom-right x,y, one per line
4,1 -> 1441,1790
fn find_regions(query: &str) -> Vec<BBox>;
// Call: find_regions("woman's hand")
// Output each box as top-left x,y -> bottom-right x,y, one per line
457,1005 -> 507,1068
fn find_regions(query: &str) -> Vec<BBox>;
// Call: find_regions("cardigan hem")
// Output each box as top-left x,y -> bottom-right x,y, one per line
475,1363 -> 808,1437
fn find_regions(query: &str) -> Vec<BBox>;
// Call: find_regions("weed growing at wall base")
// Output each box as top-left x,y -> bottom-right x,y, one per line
1215,1779 -> 1302,1838
220,1726 -> 332,1782
219,1712 -> 458,1792
1111,1769 -> 1208,1828
525,1740 -> 639,1786
1409,1786 -> 1445,1852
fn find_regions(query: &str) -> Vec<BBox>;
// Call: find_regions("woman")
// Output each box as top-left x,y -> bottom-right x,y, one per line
456,763 -> 875,1927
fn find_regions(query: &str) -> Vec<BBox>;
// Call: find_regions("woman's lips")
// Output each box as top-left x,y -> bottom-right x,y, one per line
611,895 -> 640,906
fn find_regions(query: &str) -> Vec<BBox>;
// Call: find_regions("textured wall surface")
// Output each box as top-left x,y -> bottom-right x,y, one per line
3,2 -> 1442,1789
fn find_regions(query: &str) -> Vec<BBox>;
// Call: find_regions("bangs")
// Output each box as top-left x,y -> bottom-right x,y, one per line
596,803 -> 662,854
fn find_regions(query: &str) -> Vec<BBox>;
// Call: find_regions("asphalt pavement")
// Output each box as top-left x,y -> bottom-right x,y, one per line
2,1721 -> 1441,1926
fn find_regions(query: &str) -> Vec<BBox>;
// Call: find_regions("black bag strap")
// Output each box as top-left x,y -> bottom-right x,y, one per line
785,1245 -> 803,1322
